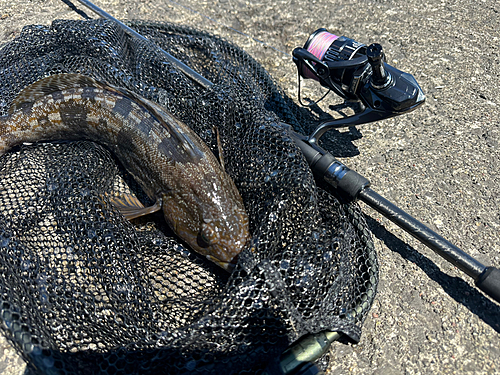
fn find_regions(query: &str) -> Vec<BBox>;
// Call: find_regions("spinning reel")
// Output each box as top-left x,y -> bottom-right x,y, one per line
292,29 -> 426,143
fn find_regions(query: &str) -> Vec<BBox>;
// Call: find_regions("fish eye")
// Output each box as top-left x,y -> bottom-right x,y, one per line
197,222 -> 220,248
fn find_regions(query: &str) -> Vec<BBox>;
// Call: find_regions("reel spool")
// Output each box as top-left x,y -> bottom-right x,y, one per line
296,28 -> 370,100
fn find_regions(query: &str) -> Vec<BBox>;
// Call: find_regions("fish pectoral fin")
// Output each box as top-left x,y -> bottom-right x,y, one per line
110,193 -> 162,220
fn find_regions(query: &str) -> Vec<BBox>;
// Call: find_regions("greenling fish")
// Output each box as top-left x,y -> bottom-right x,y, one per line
0,73 -> 250,271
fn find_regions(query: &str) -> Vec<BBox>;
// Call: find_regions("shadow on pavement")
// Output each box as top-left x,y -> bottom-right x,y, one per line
365,215 -> 500,333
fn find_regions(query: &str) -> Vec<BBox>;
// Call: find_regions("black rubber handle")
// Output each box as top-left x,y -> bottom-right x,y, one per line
476,267 -> 500,303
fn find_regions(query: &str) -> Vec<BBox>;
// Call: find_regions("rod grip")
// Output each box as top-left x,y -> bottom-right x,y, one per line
475,267 -> 500,304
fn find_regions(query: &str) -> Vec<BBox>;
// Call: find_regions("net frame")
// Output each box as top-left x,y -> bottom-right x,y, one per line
0,19 -> 378,374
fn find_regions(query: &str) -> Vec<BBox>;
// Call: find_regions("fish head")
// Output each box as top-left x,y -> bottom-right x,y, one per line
196,205 -> 250,271
161,179 -> 250,272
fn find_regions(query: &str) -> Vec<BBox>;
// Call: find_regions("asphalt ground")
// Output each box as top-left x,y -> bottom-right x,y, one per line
0,0 -> 499,374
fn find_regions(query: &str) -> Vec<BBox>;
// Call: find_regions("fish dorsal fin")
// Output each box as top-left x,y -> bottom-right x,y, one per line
214,126 -> 226,171
8,73 -> 107,115
9,73 -> 205,161
138,96 -> 204,160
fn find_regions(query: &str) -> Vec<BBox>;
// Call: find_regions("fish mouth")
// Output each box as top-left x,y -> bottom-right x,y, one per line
205,254 -> 237,272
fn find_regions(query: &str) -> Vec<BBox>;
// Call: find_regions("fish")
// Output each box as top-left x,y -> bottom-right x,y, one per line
0,73 -> 250,271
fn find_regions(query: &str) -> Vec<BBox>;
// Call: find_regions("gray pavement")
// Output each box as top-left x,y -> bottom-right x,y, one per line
0,0 -> 499,374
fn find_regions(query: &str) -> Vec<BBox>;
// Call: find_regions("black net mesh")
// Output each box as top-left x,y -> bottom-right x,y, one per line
0,19 -> 378,374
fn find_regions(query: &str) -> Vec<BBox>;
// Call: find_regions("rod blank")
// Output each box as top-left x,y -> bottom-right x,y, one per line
358,188 -> 486,279
289,128 -> 500,303
359,188 -> 500,303
75,0 -> 214,89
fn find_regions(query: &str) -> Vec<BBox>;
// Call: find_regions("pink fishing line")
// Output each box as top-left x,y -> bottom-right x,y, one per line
306,31 -> 339,60
302,31 -> 338,79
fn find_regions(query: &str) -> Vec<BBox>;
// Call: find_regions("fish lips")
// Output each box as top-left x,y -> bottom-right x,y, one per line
205,254 -> 239,272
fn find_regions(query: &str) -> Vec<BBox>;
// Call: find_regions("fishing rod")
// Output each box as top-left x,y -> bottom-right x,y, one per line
66,0 -> 499,373
75,0 -> 213,89
289,29 -> 499,303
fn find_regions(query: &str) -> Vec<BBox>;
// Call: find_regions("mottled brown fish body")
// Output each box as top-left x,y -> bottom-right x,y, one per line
0,74 -> 249,271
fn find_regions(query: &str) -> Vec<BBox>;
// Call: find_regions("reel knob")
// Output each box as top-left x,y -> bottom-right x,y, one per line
366,43 -> 390,88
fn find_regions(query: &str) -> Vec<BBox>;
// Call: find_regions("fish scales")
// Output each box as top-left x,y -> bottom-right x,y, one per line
0,73 -> 250,271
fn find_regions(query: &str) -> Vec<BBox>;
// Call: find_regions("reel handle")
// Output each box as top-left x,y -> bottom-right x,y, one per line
366,43 -> 389,87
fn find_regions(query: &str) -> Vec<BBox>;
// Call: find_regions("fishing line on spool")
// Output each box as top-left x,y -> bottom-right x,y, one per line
296,30 -> 341,107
